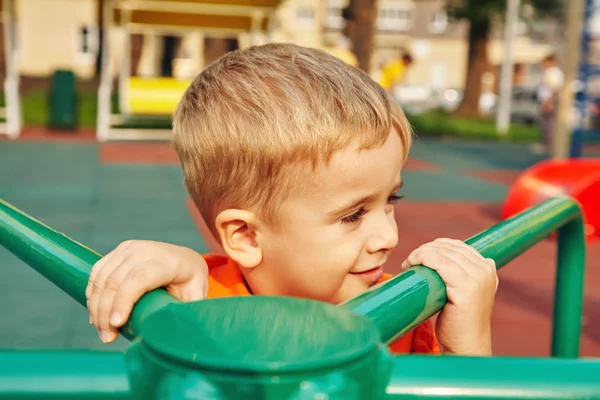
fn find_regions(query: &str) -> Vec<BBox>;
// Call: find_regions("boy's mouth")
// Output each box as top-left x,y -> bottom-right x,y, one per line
349,266 -> 383,284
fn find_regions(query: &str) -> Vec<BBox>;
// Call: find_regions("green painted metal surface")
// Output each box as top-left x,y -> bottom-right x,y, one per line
126,297 -> 391,399
0,195 -> 595,399
342,196 -> 585,357
0,198 -> 181,341
0,350 -> 130,399
386,355 -> 600,399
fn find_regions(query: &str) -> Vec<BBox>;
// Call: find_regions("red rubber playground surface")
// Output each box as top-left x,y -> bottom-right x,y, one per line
1,128 -> 599,357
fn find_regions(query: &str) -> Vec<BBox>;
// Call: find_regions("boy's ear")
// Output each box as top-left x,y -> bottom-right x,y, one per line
215,209 -> 262,269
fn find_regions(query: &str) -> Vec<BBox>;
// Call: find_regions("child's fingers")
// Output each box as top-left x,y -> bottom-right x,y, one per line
433,238 -> 485,261
86,241 -> 135,300
402,241 -> 481,272
428,242 -> 498,292
103,261 -> 178,334
86,249 -> 117,301
175,274 -> 209,302
403,245 -> 471,287
93,259 -> 148,343
87,254 -> 127,332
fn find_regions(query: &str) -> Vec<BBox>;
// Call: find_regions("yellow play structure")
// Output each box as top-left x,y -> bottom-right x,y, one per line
96,0 -> 281,141
127,77 -> 192,115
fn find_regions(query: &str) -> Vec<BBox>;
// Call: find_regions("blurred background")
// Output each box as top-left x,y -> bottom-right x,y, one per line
1,0 -> 599,359
0,0 -> 593,147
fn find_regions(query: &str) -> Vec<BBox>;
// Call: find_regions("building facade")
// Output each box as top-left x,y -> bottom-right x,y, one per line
12,0 -> 565,94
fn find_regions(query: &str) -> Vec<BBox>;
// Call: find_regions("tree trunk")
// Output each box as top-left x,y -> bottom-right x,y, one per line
454,19 -> 491,117
345,0 -> 376,73
203,38 -> 238,66
130,34 -> 144,76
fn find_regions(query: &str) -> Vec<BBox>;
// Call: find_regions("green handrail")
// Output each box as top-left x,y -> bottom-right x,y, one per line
0,199 -> 181,340
3,350 -> 600,399
342,196 -> 585,358
0,196 -> 586,356
0,195 -> 592,399
0,350 -> 130,399
386,355 -> 600,399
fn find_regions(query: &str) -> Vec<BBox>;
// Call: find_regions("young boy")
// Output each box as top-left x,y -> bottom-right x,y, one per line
86,43 -> 498,356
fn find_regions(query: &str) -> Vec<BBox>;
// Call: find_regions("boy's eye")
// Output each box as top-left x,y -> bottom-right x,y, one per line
341,208 -> 367,225
387,194 -> 404,204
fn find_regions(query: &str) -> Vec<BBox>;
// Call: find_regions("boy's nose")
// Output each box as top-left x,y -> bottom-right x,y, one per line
366,212 -> 398,254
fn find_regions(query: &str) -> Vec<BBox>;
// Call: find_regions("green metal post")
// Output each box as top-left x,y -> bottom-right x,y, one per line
0,199 -> 181,340
553,217 -> 586,357
342,196 -> 585,357
0,350 -> 130,399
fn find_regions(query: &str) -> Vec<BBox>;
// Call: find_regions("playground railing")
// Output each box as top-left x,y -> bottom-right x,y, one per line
0,195 -> 598,400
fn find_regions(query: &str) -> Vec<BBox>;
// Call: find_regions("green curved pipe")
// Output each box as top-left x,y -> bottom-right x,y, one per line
0,196 -> 592,399
0,196 -> 586,357
0,199 -> 181,340
342,196 -> 585,358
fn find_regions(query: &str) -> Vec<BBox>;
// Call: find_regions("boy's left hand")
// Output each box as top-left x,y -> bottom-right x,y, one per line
401,238 -> 498,356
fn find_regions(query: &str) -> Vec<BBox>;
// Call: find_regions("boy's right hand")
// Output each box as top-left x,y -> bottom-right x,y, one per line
401,238 -> 498,356
86,240 -> 209,344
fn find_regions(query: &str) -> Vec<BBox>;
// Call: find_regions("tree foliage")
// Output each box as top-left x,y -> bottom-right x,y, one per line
442,0 -> 563,116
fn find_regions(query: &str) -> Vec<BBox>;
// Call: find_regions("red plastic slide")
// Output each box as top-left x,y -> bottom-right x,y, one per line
501,159 -> 600,241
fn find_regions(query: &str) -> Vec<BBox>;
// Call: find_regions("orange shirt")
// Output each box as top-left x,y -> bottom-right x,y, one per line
203,254 -> 440,355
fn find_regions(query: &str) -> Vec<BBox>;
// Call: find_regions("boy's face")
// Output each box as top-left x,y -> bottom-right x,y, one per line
251,130 -> 404,304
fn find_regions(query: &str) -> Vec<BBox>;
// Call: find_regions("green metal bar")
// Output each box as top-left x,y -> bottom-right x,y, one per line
343,196 -> 585,357
0,198 -> 181,340
385,355 -> 600,399
553,217 -> 586,358
0,195 -> 586,356
0,350 -> 130,399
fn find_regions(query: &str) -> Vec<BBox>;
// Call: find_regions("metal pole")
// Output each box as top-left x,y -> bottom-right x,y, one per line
2,0 -> 20,138
118,9 -> 131,115
552,214 -> 586,357
555,0 -> 585,159
496,0 -> 520,134
96,0 -> 115,142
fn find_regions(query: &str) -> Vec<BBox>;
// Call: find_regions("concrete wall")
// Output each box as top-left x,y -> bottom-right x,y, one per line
17,0 -> 98,78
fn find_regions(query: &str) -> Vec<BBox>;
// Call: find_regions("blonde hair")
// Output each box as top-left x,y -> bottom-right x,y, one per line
173,43 -> 412,230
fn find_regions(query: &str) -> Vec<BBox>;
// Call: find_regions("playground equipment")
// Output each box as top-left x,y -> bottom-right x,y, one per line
501,159 -> 600,241
0,195 -> 598,399
96,0 -> 280,142
0,0 -> 21,138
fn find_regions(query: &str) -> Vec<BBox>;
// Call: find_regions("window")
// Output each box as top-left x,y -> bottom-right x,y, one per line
325,7 -> 344,29
377,4 -> 415,32
297,7 -> 316,28
76,25 -> 99,64
429,10 -> 448,34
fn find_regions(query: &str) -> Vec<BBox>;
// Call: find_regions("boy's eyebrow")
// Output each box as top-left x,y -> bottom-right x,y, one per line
328,180 -> 404,217
328,195 -> 375,218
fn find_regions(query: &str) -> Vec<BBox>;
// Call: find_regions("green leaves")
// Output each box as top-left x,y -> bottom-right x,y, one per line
442,0 -> 562,24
